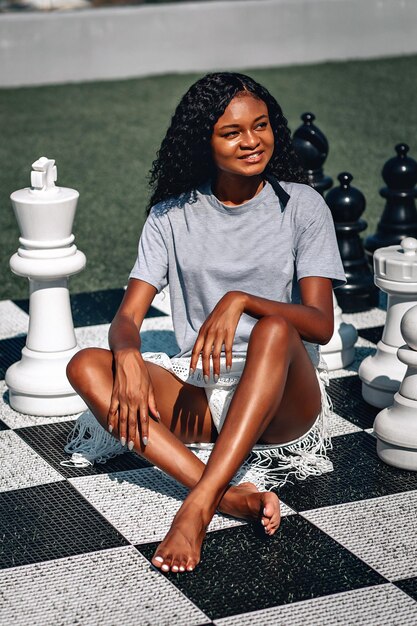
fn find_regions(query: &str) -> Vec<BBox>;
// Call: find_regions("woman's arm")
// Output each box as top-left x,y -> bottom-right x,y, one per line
239,276 -> 334,345
108,278 -> 157,352
189,276 -> 334,382
107,278 -> 159,448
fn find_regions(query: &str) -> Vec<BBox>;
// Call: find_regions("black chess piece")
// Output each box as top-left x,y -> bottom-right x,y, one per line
292,112 -> 333,195
364,144 -> 417,269
326,173 -> 378,312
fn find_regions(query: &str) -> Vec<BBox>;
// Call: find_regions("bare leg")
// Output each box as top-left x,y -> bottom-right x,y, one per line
67,350 -> 280,545
151,315 -> 321,572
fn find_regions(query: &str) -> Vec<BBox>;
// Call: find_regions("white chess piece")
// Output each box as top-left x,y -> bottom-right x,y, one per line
359,237 -> 417,408
5,157 -> 87,416
320,292 -> 357,370
373,305 -> 417,470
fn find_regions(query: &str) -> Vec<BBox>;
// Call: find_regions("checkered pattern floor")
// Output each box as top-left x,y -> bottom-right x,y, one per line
1,289 -> 417,626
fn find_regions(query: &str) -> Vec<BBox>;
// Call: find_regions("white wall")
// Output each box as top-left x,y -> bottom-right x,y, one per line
0,0 -> 416,87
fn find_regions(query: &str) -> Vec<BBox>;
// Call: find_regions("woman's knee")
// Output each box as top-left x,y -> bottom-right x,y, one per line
252,315 -> 295,346
66,348 -> 109,390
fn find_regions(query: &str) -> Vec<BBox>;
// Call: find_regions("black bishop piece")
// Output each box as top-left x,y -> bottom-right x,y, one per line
292,112 -> 333,195
326,173 -> 378,312
364,144 -> 417,269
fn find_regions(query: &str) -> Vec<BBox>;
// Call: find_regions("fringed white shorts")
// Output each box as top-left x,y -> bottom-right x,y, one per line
62,351 -> 333,492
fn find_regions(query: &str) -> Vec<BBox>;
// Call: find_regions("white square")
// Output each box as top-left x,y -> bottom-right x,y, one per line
303,491 -> 417,580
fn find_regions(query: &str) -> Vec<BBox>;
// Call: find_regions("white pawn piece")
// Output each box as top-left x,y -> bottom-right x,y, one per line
359,237 -> 417,408
5,157 -> 87,416
373,305 -> 417,470
320,292 -> 357,370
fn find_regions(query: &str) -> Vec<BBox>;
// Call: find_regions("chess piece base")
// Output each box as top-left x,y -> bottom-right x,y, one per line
320,346 -> 355,371
376,439 -> 417,471
374,392 -> 417,470
359,341 -> 406,408
6,346 -> 87,416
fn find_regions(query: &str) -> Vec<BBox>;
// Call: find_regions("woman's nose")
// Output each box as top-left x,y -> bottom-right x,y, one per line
240,131 -> 259,149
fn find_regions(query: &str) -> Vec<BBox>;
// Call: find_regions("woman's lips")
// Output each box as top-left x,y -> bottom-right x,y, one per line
239,151 -> 264,163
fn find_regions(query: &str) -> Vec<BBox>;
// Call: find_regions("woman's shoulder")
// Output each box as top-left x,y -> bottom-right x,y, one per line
279,181 -> 325,207
148,189 -> 200,220
278,181 -> 331,232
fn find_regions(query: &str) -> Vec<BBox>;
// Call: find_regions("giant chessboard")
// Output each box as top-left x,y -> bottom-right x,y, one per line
1,289 -> 417,626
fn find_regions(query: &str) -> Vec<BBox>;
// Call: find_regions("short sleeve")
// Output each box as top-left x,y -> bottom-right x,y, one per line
129,209 -> 169,293
294,194 -> 346,288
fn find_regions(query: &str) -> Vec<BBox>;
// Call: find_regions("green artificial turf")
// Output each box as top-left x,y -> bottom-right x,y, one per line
0,55 -> 416,300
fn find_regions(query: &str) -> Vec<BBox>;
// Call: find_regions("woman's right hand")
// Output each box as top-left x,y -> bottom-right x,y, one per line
107,348 -> 159,449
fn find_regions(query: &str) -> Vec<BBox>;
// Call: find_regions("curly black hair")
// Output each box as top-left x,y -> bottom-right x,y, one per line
147,72 -> 307,211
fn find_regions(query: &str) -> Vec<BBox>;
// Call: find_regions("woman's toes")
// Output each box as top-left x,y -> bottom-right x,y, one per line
171,558 -> 181,572
152,554 -> 164,568
186,558 -> 198,572
159,555 -> 173,572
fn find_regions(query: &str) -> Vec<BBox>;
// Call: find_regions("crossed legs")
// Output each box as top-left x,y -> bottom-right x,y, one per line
67,314 -> 320,573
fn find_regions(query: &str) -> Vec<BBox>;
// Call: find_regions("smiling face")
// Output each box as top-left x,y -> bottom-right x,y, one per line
210,93 -> 275,179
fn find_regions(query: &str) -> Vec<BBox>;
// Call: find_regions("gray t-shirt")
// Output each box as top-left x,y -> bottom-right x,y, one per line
130,180 -> 346,358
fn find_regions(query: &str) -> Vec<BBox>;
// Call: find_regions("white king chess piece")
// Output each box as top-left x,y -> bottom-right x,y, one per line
359,237 -> 417,408
373,304 -> 417,470
5,157 -> 87,416
320,292 -> 357,370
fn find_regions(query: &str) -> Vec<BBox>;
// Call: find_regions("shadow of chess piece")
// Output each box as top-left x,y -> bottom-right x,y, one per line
292,112 -> 333,195
364,144 -> 417,270
374,304 -> 417,470
326,172 -> 378,312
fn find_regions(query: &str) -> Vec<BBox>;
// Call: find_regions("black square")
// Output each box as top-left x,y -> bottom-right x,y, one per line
358,326 -> 384,345
395,577 -> 417,602
278,432 -> 417,511
137,516 -> 385,620
0,418 -> 9,430
328,375 -> 379,429
0,481 -> 128,569
16,421 -> 153,478
0,335 -> 27,380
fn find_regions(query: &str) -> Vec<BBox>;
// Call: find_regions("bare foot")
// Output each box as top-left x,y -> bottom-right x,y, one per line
151,484 -> 281,574
151,497 -> 213,574
218,482 -> 281,536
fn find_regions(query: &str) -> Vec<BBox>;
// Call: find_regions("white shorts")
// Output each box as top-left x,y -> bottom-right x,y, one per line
141,351 -> 334,491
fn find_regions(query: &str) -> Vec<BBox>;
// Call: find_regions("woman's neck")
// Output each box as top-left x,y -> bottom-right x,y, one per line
212,174 -> 264,207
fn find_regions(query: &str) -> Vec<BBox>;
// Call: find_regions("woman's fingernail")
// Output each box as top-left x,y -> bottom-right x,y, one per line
142,436 -> 148,446
261,519 -> 265,526
226,365 -> 231,373
108,425 -> 113,433
156,411 -> 161,421
120,437 -> 126,446
214,374 -> 219,383
189,368 -> 195,378
204,374 -> 209,384
128,440 -> 134,451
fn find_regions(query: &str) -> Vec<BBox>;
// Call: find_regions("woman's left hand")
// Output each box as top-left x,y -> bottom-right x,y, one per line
189,291 -> 246,382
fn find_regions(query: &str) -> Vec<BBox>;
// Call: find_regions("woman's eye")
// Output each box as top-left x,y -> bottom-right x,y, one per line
223,131 -> 238,138
256,122 -> 268,129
